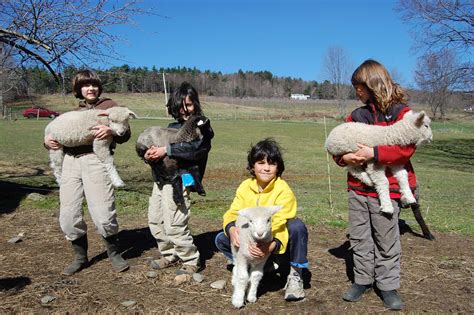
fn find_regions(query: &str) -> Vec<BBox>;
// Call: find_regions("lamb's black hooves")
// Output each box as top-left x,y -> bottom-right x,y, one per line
198,191 -> 206,196
424,233 -> 436,241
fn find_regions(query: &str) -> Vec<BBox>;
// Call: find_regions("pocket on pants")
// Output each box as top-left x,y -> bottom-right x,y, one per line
86,155 -> 110,185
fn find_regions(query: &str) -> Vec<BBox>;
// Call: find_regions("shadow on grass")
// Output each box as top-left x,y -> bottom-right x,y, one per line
88,228 -> 222,268
0,180 -> 55,215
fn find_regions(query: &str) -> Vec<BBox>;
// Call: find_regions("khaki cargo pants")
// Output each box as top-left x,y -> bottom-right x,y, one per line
348,190 -> 401,291
59,154 -> 119,241
148,182 -> 200,266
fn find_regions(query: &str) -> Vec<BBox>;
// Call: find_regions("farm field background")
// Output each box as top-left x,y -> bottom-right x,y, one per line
1,93 -> 473,313
2,93 -> 473,235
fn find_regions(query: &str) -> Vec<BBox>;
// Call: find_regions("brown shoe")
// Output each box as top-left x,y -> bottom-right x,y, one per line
176,264 -> 199,275
150,257 -> 178,270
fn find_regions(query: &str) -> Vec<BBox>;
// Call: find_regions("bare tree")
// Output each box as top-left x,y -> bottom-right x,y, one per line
397,0 -> 473,83
323,46 -> 353,117
0,0 -> 152,83
397,0 -> 473,52
415,49 -> 468,118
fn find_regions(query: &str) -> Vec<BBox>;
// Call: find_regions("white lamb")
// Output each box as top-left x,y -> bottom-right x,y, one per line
45,107 -> 137,188
325,110 -> 432,214
231,205 -> 282,308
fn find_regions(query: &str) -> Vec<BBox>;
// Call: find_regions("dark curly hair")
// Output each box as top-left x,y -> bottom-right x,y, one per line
166,82 -> 203,120
247,138 -> 285,178
71,70 -> 103,99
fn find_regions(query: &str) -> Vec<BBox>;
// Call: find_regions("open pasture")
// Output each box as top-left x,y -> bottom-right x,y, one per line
0,94 -> 473,312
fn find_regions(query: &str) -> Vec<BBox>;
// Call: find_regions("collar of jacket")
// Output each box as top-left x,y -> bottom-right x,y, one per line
248,177 -> 278,194
78,98 -> 110,109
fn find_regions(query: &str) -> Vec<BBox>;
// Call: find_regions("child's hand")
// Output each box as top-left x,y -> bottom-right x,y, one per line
355,143 -> 374,161
44,135 -> 62,150
144,145 -> 167,161
91,124 -> 112,140
342,153 -> 367,166
229,226 -> 240,248
248,240 -> 275,258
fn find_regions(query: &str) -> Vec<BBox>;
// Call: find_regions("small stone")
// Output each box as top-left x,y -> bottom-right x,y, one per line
121,300 -> 136,307
8,236 -> 22,244
174,274 -> 191,285
210,279 -> 226,289
192,273 -> 204,283
27,193 -> 45,201
146,271 -> 158,278
41,295 -> 56,304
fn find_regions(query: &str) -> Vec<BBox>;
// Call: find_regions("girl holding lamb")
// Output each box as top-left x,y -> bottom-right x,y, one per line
333,59 -> 418,310
215,138 -> 309,301
143,82 -> 214,283
44,70 -> 130,275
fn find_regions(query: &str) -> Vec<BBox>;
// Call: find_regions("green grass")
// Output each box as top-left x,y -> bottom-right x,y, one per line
1,94 -> 473,235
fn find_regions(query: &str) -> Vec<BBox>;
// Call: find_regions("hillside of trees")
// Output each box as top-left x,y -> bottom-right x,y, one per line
18,65 -> 347,100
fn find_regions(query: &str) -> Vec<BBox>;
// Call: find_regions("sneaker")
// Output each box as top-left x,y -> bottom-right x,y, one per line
284,268 -> 305,301
342,283 -> 371,302
381,290 -> 403,310
150,257 -> 177,270
176,264 -> 200,276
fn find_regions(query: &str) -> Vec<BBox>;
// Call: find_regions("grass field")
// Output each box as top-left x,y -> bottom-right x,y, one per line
2,94 -> 473,235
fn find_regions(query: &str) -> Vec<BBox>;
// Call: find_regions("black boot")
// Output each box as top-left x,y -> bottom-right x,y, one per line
62,234 -> 88,276
381,289 -> 403,310
102,235 -> 129,272
342,283 -> 371,302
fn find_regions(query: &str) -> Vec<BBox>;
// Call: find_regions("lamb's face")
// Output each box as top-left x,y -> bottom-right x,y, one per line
414,111 -> 433,146
102,107 -> 137,136
239,206 -> 282,243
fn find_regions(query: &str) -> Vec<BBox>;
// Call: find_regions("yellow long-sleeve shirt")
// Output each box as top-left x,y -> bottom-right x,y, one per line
222,177 -> 297,254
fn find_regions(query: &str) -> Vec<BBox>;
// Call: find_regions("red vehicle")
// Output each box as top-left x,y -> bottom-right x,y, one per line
22,106 -> 60,119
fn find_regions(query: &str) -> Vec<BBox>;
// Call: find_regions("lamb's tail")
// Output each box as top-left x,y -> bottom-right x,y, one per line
49,149 -> 64,185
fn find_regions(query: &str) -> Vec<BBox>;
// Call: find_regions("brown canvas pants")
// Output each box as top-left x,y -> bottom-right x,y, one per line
148,183 -> 200,266
348,190 -> 401,291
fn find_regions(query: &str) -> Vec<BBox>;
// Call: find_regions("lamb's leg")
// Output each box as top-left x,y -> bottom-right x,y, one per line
366,163 -> 394,214
49,149 -> 65,185
93,139 -> 124,188
188,165 -> 206,196
232,257 -> 249,308
390,165 -> 416,206
246,261 -> 265,303
171,176 -> 186,206
347,165 -> 373,186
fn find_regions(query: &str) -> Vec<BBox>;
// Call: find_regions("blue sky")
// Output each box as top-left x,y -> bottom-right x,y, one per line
108,0 -> 418,86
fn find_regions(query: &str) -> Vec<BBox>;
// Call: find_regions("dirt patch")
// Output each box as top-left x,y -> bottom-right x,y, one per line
0,205 -> 472,313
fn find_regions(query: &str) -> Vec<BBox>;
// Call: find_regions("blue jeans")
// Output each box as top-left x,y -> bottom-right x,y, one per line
214,218 -> 309,269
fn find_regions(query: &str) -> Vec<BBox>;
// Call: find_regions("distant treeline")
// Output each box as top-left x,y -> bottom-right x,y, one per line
20,65 -> 349,99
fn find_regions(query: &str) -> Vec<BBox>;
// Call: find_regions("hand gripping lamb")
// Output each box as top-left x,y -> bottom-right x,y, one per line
45,107 -> 136,187
325,111 -> 432,214
135,115 -> 209,206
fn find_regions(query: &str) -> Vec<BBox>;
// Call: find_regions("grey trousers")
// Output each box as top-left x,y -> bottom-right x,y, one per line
348,190 -> 401,291
59,154 -> 118,241
148,183 -> 199,266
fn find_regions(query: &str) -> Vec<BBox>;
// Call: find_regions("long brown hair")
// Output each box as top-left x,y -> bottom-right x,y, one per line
351,59 -> 408,113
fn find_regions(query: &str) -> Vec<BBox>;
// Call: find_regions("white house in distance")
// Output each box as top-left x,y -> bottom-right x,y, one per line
290,93 -> 310,100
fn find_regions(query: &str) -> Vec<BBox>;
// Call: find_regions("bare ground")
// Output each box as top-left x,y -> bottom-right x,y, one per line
1,202 -> 473,313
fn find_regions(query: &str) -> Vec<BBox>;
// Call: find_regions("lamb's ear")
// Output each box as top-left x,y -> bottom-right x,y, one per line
128,110 -> 137,119
97,112 -> 109,117
268,205 -> 283,216
415,111 -> 426,128
237,207 -> 250,219
197,117 -> 209,127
